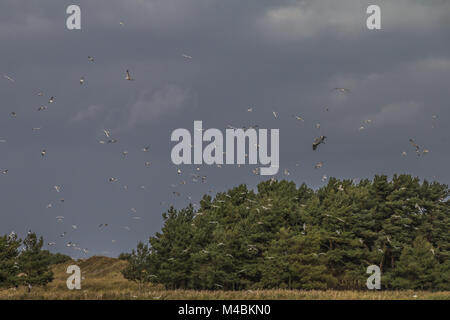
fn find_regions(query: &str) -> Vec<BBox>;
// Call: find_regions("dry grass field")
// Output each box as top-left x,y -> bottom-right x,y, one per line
0,256 -> 448,300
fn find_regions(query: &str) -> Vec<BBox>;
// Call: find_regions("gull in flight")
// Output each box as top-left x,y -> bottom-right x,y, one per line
182,54 -> 193,59
409,138 -> 428,156
312,136 -> 327,150
333,88 -> 350,94
3,74 -> 15,82
293,115 -> 304,122
125,70 -> 133,81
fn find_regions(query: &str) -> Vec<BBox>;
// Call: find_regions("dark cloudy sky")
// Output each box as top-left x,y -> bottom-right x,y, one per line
1,0 -> 449,258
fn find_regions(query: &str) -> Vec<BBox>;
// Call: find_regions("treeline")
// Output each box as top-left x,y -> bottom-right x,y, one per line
0,232 -> 71,289
122,174 -> 450,291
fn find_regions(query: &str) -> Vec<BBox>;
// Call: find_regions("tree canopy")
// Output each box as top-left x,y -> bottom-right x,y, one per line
0,232 -> 69,289
123,174 -> 449,290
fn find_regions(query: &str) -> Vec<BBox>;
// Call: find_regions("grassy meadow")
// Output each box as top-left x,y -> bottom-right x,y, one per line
0,256 -> 448,300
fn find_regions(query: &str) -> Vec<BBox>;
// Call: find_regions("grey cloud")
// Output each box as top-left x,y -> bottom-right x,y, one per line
0,0 -> 448,258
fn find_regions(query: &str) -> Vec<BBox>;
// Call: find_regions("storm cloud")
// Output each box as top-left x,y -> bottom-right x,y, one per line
0,0 -> 449,258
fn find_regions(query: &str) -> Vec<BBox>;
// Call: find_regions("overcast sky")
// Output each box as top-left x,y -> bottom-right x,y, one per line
1,0 -> 449,258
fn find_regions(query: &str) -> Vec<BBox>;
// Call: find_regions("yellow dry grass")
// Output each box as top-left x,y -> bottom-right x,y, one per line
1,256 -> 449,300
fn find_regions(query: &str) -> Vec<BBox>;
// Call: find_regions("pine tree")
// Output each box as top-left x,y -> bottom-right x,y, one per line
121,241 -> 153,290
390,236 -> 440,290
0,233 -> 21,288
17,232 -> 54,289
123,175 -> 449,290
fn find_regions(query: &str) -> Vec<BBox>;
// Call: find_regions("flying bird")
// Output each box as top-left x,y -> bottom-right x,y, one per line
314,161 -> 324,169
312,136 -> 327,150
125,70 -> 133,81
333,88 -> 350,94
3,74 -> 15,82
